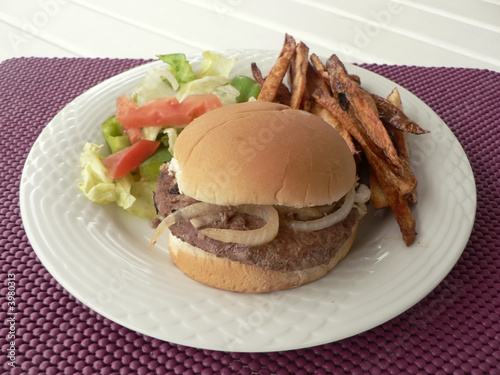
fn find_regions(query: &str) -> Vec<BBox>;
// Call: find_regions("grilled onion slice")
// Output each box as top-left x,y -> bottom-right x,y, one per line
285,184 -> 370,232
354,183 -> 371,205
150,202 -> 222,248
353,183 -> 371,216
200,205 -> 279,246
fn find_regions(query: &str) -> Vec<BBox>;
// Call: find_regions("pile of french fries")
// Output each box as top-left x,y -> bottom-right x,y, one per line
252,34 -> 429,246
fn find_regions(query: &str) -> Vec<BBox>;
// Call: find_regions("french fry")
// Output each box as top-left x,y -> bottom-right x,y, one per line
326,55 -> 402,170
275,83 -> 292,106
373,93 -> 429,135
252,61 -> 292,106
300,86 -> 312,112
306,63 -> 359,158
350,111 -> 416,245
257,33 -> 296,102
312,89 -> 416,196
310,53 -> 329,83
289,41 -> 309,109
349,74 -> 361,85
357,131 -> 416,245
387,88 -> 418,205
363,88 -> 418,240
313,89 -> 417,245
387,87 -> 403,111
251,62 -> 265,85
370,160 -> 416,246
327,55 -> 419,193
306,61 -> 331,98
369,167 -> 389,209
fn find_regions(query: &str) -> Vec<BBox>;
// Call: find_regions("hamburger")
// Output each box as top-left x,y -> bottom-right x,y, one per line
150,100 -> 370,293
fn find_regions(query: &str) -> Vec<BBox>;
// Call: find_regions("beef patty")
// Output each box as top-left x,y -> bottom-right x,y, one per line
154,165 -> 359,272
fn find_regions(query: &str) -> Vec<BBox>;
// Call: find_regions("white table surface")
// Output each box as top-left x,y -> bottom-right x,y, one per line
1,0 -> 499,72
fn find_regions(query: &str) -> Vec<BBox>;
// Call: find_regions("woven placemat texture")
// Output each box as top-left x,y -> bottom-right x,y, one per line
1,57 -> 499,375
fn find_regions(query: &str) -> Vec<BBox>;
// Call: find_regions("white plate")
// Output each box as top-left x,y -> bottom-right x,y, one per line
20,50 -> 476,352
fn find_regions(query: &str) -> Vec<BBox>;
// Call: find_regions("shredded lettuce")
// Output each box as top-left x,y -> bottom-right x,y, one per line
78,143 -> 135,209
134,51 -> 239,106
78,142 -> 158,220
133,67 -> 177,106
177,76 -> 239,105
113,173 -> 136,210
157,53 -> 196,84
210,83 -> 241,106
78,143 -> 116,204
197,51 -> 236,79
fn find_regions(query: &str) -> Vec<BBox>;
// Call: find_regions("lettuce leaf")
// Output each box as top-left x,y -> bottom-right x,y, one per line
78,142 -> 158,220
78,143 -> 117,204
113,172 -> 136,210
133,66 -> 177,106
177,76 -> 239,105
197,51 -> 236,79
157,53 -> 196,84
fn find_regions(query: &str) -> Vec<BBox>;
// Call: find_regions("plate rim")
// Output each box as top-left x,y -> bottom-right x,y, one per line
19,50 -> 477,352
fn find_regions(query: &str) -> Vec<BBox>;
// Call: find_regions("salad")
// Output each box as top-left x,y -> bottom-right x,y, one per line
78,51 -> 261,221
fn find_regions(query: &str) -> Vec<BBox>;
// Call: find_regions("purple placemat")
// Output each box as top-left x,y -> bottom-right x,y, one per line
1,57 -> 499,375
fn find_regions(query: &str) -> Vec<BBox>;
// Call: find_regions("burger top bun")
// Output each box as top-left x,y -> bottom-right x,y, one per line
172,101 -> 356,207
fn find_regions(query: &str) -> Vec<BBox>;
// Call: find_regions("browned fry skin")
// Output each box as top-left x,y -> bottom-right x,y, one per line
251,62 -> 265,85
373,94 -> 430,135
257,33 -> 296,102
289,41 -> 310,109
326,55 -> 403,172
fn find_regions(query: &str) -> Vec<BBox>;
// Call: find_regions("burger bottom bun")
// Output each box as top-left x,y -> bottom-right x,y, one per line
167,222 -> 359,293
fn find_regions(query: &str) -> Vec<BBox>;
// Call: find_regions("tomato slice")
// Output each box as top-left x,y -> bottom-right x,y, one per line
125,127 -> 143,144
102,139 -> 160,179
179,94 -> 223,118
115,94 -> 222,130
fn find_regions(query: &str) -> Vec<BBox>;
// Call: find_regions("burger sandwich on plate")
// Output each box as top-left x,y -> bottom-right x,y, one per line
150,100 -> 370,293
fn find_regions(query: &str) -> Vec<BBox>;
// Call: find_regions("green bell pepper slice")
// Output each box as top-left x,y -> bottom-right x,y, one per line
102,116 -> 131,154
231,75 -> 261,103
